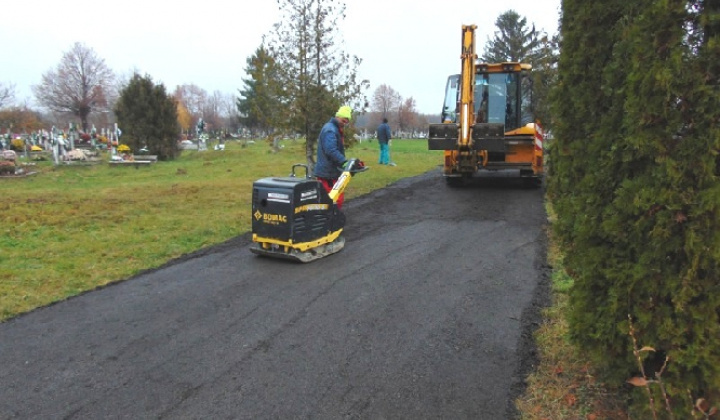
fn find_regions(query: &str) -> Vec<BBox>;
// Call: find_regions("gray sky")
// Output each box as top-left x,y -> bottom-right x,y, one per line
2,0 -> 561,115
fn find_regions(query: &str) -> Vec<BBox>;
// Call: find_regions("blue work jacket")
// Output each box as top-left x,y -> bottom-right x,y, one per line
314,118 -> 346,179
377,122 -> 391,144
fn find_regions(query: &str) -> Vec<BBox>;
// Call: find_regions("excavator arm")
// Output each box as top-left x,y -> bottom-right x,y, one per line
458,24 -> 477,150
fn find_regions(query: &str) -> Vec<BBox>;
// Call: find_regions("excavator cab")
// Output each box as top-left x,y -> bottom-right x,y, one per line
440,66 -> 534,130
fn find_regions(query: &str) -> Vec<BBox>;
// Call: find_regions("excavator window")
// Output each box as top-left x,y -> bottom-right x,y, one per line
520,73 -> 534,125
441,75 -> 460,123
469,71 -> 523,130
441,70 -> 533,130
475,75 -> 489,123
486,73 -> 509,126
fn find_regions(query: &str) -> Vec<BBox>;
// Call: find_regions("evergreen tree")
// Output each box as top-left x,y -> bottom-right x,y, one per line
550,0 -> 647,378
265,0 -> 368,170
550,0 -> 720,415
237,46 -> 287,144
609,0 -> 720,414
114,74 -> 179,160
481,10 -> 543,63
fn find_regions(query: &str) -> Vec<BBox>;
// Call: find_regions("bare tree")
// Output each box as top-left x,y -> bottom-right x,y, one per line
174,84 -> 208,131
411,113 -> 429,137
33,42 -> 115,132
114,67 -> 142,98
213,92 -> 240,135
370,84 -> 403,131
371,84 -> 401,118
202,90 -> 228,135
397,97 -> 418,136
370,86 -> 421,137
0,82 -> 16,109
0,105 -> 43,133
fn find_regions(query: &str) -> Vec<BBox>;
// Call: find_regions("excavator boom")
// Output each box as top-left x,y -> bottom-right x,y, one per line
458,24 -> 476,150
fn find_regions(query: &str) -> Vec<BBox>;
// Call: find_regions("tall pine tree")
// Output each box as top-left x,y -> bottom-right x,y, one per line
237,45 -> 287,148
481,10 -> 543,63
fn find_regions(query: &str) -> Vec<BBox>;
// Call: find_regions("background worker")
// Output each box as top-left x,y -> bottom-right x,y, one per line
314,105 -> 352,209
376,117 -> 391,165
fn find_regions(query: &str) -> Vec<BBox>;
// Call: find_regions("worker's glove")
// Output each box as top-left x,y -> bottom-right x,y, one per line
340,159 -> 367,173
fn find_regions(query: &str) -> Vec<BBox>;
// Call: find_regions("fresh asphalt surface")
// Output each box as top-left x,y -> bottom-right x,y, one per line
0,169 -> 550,419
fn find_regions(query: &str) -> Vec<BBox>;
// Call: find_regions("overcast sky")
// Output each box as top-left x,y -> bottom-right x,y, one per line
2,0 -> 561,115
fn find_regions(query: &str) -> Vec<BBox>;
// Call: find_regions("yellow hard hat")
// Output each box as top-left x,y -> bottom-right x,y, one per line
336,105 -> 352,120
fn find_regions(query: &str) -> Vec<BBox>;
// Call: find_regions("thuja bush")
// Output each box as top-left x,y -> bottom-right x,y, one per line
114,73 -> 180,160
551,0 -> 720,417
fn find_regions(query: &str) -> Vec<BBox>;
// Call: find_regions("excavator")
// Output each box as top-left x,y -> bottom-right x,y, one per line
428,24 -> 544,186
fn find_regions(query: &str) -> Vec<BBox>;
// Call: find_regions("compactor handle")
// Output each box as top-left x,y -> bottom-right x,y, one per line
345,158 -> 369,175
290,163 -> 311,179
328,158 -> 368,203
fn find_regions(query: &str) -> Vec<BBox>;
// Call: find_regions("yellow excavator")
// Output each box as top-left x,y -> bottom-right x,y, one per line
428,24 -> 544,186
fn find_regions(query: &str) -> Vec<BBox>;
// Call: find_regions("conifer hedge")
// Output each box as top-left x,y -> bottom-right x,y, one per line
548,0 -> 719,415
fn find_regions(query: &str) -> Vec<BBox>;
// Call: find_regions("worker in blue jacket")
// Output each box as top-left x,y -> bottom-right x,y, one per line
314,105 -> 352,209
376,117 -> 391,165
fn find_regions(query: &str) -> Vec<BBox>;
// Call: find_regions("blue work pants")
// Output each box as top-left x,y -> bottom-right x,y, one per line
378,142 -> 389,164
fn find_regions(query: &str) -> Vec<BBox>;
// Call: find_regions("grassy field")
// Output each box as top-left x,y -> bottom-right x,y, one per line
0,138 -> 441,321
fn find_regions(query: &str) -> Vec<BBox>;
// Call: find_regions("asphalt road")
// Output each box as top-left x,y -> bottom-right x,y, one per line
0,169 -> 550,419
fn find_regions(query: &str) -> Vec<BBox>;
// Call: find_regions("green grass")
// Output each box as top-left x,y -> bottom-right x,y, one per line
0,138 -> 441,321
515,203 -> 628,419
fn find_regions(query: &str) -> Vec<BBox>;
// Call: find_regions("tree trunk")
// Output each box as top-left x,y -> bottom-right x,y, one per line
305,138 -> 316,175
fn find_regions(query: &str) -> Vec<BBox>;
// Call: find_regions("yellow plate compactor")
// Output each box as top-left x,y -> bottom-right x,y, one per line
250,158 -> 367,263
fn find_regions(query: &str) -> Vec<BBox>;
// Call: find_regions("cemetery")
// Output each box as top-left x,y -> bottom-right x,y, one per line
0,118 -> 231,176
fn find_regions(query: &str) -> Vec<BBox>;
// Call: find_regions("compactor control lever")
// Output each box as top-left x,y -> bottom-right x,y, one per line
344,158 -> 368,175
329,158 -> 368,203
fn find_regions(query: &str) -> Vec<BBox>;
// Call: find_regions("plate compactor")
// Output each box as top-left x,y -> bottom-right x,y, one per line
250,158 -> 368,263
